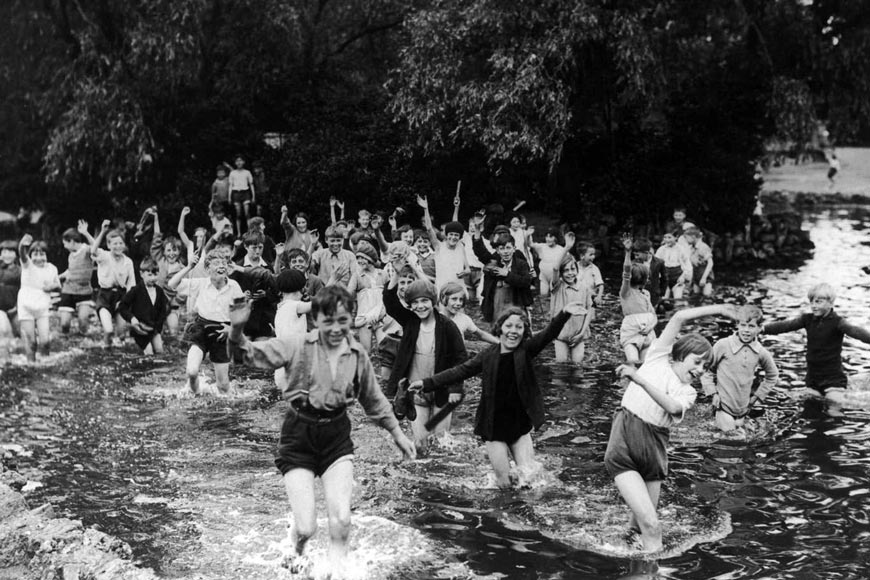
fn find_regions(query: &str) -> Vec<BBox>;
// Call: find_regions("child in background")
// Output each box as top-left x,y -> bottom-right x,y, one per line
763,283 -> 870,404
148,209 -> 185,335
252,161 -> 269,217
472,226 -> 534,324
550,254 -> 592,363
311,225 -> 358,290
417,194 -> 469,291
278,248 -> 324,304
228,285 -> 414,576
413,228 -> 437,283
233,217 -> 277,266
209,202 -> 233,236
655,232 -> 691,300
681,227 -> 714,297
701,305 -> 779,432
211,163 -> 232,208
169,249 -> 245,395
231,230 -> 278,340
0,241 -> 20,345
438,282 -> 499,346
604,303 -> 739,552
383,268 -> 466,453
280,206 -> 319,255
271,268 -> 313,391
410,300 -> 587,488
619,236 -> 658,367
575,242 -> 604,314
632,238 -> 667,311
531,227 -> 574,298
228,154 -> 255,235
17,234 -> 61,361
352,241 -> 386,353
376,263 -> 416,381
119,257 -> 170,355
81,220 -> 136,346
58,225 -> 95,335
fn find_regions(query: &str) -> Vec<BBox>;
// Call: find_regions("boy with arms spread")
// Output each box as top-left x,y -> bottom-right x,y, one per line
228,285 -> 415,575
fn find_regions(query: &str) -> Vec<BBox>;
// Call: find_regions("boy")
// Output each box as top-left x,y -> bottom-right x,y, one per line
310,225 -> 358,290
472,228 -> 533,323
228,155 -> 255,235
209,202 -> 233,236
81,220 -> 136,346
632,238 -> 667,310
764,283 -> 870,403
655,232 -> 692,300
211,163 -> 232,208
228,285 -> 414,575
417,194 -> 469,291
575,242 -> 604,313
233,216 -> 276,265
681,227 -> 714,297
169,249 -> 245,395
231,231 -> 278,340
119,257 -> 171,355
701,305 -> 779,432
58,224 -> 95,335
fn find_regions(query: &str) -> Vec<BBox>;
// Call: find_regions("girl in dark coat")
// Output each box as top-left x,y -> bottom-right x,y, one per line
409,300 -> 586,488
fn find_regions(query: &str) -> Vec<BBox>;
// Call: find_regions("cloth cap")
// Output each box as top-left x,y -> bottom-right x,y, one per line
404,280 -> 437,304
276,269 -> 306,293
444,221 -> 465,235
493,224 -> 511,236
355,241 -> 380,266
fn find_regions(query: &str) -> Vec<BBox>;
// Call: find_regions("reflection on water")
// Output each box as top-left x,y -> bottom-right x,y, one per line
5,207 -> 870,578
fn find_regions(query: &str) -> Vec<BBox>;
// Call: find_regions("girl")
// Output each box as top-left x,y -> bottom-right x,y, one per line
280,206 -> 320,255
619,236 -> 658,366
438,282 -> 498,346
550,255 -> 592,363
604,303 -> 738,552
17,235 -> 61,361
530,228 -> 574,297
352,241 -> 387,353
0,240 -> 21,343
409,300 -> 586,488
149,208 -> 186,335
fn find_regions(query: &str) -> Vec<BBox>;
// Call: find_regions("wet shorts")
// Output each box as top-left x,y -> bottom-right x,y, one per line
604,408 -> 670,481
231,189 -> 253,204
95,287 -> 125,316
377,333 -> 401,369
274,403 -> 354,477
183,315 -> 230,363
17,289 -> 51,322
58,293 -> 95,312
805,373 -> 847,396
131,329 -> 158,350
691,262 -> 713,285
664,266 -> 683,288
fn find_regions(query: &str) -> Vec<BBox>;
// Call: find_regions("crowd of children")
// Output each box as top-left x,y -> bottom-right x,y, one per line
2,179 -> 867,569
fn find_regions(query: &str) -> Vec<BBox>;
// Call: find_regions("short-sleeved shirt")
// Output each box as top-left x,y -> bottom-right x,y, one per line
20,262 -> 59,294
228,168 -> 253,192
176,277 -> 244,322
212,177 -> 230,204
685,240 -> 713,267
434,244 -> 468,290
93,249 -> 135,290
275,299 -> 307,339
655,244 -> 691,269
448,311 -> 479,338
578,263 -> 603,295
620,340 -> 696,428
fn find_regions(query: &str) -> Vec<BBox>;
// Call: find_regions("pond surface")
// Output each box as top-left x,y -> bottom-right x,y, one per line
4,206 -> 870,579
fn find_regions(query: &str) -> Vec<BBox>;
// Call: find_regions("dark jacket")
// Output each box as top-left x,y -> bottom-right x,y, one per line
383,284 -> 466,405
119,283 -> 170,332
647,256 -> 667,309
472,236 -> 533,322
422,311 -> 570,439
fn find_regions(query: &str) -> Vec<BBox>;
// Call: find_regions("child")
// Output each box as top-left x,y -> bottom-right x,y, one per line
58,225 -> 95,335
550,255 -> 592,363
0,241 -> 20,343
412,228 -> 437,283
278,248 -> 324,303
352,241 -> 386,353
211,163 -> 232,208
271,268 -> 313,390
619,237 -> 659,366
16,235 -> 61,361
228,154 -> 255,235
655,232 -> 691,300
148,210 -> 186,335
763,283 -> 870,403
531,228 -> 574,298
81,220 -> 136,346
472,228 -> 533,323
376,264 -> 416,381
233,216 -> 277,266
701,305 -> 779,432
209,202 -> 233,236
438,282 -> 499,346
280,206 -> 319,255
604,303 -> 739,552
632,238 -> 667,311
119,258 -> 171,355
169,249 -> 245,394
252,161 -> 269,217
417,195 -> 469,291
310,226 -> 358,290
681,227 -> 714,297
383,268 -> 466,452
409,300 -> 587,488
231,231 -> 278,340
575,242 -> 604,313
227,285 -> 415,575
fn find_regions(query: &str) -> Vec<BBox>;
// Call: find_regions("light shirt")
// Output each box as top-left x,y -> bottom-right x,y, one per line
311,248 -> 358,287
408,324 -> 436,383
93,249 -> 135,290
19,262 -> 59,303
620,340 -> 696,428
434,243 -> 468,290
228,168 -> 253,191
211,216 -> 233,234
577,262 -> 603,295
462,232 -> 484,269
176,277 -> 244,322
701,335 -> 778,416
275,299 -> 307,339
655,244 -> 691,270
447,311 -> 479,338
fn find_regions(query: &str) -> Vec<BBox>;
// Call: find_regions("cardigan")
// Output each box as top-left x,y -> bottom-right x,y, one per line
383,285 -> 466,405
472,236 -> 533,322
422,311 -> 570,439
119,283 -> 170,332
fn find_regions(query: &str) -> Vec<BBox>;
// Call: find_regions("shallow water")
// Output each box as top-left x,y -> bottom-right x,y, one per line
5,207 -> 870,578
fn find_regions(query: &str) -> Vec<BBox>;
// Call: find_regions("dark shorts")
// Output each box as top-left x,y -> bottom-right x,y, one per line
377,333 -> 401,369
806,373 -> 847,395
691,262 -> 713,285
604,408 -> 670,481
94,287 -> 125,316
828,168 -> 838,179
275,403 -> 354,477
131,330 -> 158,350
183,315 -> 230,363
58,293 -> 95,311
664,266 -> 683,288
231,189 -> 253,204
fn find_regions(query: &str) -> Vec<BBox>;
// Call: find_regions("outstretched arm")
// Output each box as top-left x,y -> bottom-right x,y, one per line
841,319 -> 870,344
657,303 -> 741,348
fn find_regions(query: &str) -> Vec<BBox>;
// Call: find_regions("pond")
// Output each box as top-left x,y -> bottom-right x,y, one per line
3,206 -> 870,579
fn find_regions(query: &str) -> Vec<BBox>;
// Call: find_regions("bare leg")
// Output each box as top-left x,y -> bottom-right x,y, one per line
77,303 -> 94,335
623,344 -> 641,366
411,405 -> 432,452
570,341 -> 586,364
509,433 -> 536,484
20,320 -> 36,361
186,345 -> 205,393
35,316 -> 51,356
614,471 -> 663,552
283,468 -> 318,558
715,410 -> 739,432
485,441 -> 513,488
165,311 -> 179,336
554,340 -> 569,362
214,362 -> 231,393
150,333 -> 164,355
98,308 -> 114,344
59,308 -> 74,333
321,458 -> 354,572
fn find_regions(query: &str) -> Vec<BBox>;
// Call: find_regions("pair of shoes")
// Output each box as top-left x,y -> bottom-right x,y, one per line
392,378 -> 417,421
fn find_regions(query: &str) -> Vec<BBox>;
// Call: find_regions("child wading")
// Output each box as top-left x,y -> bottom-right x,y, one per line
619,236 -> 658,366
409,301 -> 586,488
228,285 -> 414,575
17,235 -> 61,361
604,303 -> 739,552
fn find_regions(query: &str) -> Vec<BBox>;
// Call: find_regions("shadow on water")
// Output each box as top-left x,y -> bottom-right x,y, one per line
6,206 -> 870,578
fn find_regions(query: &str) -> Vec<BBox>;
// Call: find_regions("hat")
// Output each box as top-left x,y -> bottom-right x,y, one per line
276,269 -> 306,293
682,222 -> 696,231
355,241 -> 380,266
404,280 -> 437,304
493,224 -> 511,236
444,221 -> 465,235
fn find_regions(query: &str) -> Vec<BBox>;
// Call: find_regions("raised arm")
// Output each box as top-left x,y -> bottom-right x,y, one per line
658,303 -> 741,348
176,206 -> 192,248
618,365 -> 688,416
619,235 -> 633,301
452,182 -> 461,222
329,197 -> 338,226
18,234 -> 33,266
417,194 -> 441,250
167,254 -> 198,290
77,220 -> 96,246
91,219 -> 111,256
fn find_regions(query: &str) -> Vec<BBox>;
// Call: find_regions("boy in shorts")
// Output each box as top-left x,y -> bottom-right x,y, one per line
168,249 -> 244,394
228,285 -> 415,575
58,224 -> 95,335
81,220 -> 136,346
119,257 -> 170,355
